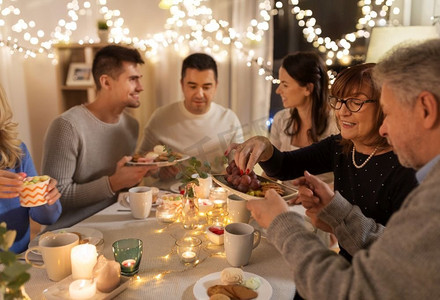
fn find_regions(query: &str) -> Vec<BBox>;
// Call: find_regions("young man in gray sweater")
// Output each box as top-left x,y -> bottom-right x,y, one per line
43,45 -> 155,228
239,39 -> 440,299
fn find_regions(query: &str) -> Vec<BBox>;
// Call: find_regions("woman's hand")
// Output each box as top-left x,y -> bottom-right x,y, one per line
45,178 -> 61,205
246,189 -> 289,229
225,136 -> 274,175
0,170 -> 25,198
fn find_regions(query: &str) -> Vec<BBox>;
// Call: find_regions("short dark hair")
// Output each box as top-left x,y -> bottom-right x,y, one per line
92,45 -> 144,90
181,53 -> 218,82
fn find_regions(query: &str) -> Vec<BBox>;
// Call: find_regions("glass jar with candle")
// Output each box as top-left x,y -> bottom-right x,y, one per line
206,208 -> 229,227
209,187 -> 228,210
156,205 -> 177,223
175,237 -> 202,264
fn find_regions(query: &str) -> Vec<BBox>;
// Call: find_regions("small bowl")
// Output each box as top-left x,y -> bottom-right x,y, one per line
206,225 -> 224,245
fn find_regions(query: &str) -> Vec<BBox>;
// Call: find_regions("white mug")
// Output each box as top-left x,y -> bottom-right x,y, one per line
127,186 -> 152,219
25,232 -> 79,281
227,194 -> 251,223
224,223 -> 261,267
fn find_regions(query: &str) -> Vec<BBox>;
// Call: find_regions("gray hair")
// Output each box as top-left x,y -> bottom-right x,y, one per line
373,38 -> 440,106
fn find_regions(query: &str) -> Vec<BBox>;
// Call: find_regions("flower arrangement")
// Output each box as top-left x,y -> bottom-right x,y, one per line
0,223 -> 31,299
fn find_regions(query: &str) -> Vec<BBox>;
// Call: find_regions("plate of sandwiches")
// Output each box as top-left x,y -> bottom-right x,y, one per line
126,145 -> 189,167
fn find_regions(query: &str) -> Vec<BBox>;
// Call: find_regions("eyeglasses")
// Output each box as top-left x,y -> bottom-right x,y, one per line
328,96 -> 377,113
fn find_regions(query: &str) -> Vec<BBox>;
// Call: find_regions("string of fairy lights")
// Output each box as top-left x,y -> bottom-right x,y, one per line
0,0 -> 400,82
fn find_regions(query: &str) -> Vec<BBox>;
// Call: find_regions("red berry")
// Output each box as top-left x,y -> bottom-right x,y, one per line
209,226 -> 224,235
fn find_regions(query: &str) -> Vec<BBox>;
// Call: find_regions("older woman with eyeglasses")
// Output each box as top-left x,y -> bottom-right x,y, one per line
226,63 -> 418,262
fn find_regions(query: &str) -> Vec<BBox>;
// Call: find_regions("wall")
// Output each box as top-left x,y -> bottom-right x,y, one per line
0,0 -> 437,173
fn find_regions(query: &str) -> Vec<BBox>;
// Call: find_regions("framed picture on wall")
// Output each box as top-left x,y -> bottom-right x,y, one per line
66,63 -> 94,86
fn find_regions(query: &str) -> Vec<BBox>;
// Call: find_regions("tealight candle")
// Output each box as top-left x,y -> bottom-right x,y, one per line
209,187 -> 228,209
175,237 -> 202,265
71,244 -> 97,280
122,259 -> 136,268
69,279 -> 96,299
181,251 -> 196,263
156,205 -> 177,223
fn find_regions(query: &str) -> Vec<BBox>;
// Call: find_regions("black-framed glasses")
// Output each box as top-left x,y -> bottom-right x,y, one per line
328,96 -> 377,113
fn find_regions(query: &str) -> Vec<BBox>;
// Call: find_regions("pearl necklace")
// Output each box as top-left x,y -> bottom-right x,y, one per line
352,146 -> 379,169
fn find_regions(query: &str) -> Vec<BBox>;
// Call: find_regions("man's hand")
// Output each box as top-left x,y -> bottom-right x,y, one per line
158,166 -> 179,181
45,178 -> 61,205
292,171 -> 335,232
246,189 -> 289,229
225,136 -> 274,175
109,156 -> 156,192
0,170 -> 25,198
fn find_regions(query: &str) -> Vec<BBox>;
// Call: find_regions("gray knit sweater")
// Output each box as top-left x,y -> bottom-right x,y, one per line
267,160 -> 440,299
42,105 -> 138,227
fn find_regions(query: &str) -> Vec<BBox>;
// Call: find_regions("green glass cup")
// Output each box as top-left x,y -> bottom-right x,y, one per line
112,238 -> 143,276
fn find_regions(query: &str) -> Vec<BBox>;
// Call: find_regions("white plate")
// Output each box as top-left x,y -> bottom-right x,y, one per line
29,227 -> 104,251
193,271 -> 272,300
169,182 -> 183,194
212,174 -> 298,201
125,155 -> 190,167
43,275 -> 130,300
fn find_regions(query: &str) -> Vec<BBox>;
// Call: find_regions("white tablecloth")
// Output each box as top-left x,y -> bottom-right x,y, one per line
24,199 -> 297,299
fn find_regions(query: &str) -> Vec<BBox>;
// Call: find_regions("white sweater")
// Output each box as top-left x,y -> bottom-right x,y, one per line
140,101 -> 243,173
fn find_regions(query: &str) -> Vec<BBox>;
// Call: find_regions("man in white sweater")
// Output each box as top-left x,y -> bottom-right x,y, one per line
43,45 -> 155,228
139,53 -> 243,177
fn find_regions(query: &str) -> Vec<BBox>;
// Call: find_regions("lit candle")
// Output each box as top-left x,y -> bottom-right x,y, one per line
213,199 -> 226,208
156,205 -> 177,223
71,244 -> 97,280
181,250 -> 197,263
69,279 -> 96,299
121,259 -> 137,273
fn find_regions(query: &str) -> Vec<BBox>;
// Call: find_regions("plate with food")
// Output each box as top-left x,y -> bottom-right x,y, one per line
193,268 -> 272,300
212,174 -> 298,201
126,145 -> 189,167
29,227 -> 104,254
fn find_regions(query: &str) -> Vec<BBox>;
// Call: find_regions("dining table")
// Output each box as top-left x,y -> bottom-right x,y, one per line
23,186 -> 299,300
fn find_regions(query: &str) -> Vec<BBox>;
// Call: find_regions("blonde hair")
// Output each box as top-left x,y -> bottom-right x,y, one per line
0,85 -> 22,169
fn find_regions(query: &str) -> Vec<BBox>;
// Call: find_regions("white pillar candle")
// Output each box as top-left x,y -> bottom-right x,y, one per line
71,244 -> 97,280
69,279 -> 96,299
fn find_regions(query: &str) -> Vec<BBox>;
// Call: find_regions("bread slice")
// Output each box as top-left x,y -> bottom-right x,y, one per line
207,284 -> 258,300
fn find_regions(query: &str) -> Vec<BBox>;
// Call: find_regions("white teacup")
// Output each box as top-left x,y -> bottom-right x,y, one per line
227,194 -> 251,223
25,232 -> 79,281
224,223 -> 261,267
127,186 -> 152,219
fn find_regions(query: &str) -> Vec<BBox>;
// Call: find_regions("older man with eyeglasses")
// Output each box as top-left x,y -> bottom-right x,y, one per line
226,63 -> 418,266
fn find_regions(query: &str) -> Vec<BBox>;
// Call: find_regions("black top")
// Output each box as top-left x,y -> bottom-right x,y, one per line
260,134 -> 418,260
